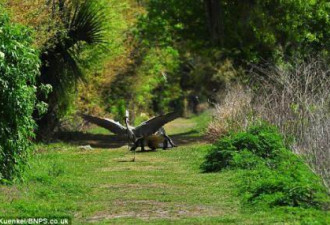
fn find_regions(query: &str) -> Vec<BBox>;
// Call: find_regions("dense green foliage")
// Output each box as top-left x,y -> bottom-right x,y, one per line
106,46 -> 182,120
106,0 -> 330,120
0,11 -> 40,181
238,151 -> 328,208
140,0 -> 330,62
202,124 -> 328,208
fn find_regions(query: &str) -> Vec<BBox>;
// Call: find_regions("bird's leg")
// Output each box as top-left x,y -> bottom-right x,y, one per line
140,138 -> 146,151
130,140 -> 138,151
131,138 -> 142,151
164,134 -> 177,148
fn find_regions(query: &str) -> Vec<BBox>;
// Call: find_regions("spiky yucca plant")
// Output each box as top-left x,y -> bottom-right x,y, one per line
36,0 -> 108,139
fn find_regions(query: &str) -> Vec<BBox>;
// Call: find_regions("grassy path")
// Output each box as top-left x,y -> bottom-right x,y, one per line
0,115 -> 328,224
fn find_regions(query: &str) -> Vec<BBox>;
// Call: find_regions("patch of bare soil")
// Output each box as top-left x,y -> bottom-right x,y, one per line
98,183 -> 172,190
0,186 -> 21,202
99,165 -> 166,172
86,199 -> 222,222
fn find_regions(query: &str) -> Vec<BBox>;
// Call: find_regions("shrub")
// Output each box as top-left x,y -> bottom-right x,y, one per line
240,150 -> 328,208
202,123 -> 328,208
0,12 -> 40,182
202,123 -> 285,172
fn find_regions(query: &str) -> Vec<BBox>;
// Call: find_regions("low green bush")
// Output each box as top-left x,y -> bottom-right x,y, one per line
201,123 -> 328,208
201,123 -> 285,172
240,151 -> 328,208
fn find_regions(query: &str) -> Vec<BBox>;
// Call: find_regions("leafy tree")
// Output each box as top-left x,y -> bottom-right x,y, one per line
105,45 -> 182,120
139,0 -> 330,62
0,11 -> 40,182
119,0 -> 329,116
1,0 -> 64,49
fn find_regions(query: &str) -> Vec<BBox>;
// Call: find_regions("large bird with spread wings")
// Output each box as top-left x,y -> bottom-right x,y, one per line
80,111 -> 179,151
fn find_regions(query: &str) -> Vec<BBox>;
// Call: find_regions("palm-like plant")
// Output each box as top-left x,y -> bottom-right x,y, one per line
36,0 -> 107,139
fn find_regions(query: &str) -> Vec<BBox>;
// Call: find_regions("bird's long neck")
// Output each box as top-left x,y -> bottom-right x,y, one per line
125,117 -> 135,142
125,117 -> 130,129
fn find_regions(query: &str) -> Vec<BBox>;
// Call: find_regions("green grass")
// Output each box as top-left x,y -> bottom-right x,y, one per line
0,114 -> 328,224
164,111 -> 211,136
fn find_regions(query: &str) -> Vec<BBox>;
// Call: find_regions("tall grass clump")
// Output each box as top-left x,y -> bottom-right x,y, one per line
202,123 -> 329,208
0,12 -> 40,182
206,84 -> 252,142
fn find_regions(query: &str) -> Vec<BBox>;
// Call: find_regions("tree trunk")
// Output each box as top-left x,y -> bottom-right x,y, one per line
204,0 -> 224,46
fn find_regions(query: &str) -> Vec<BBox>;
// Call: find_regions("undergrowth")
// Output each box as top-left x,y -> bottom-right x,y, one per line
202,123 -> 329,209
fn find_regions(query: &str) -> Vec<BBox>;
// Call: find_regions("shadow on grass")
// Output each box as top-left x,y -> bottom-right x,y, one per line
55,130 -> 205,149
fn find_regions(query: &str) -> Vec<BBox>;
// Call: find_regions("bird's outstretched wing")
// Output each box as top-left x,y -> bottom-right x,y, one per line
80,114 -> 127,135
133,112 -> 180,137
